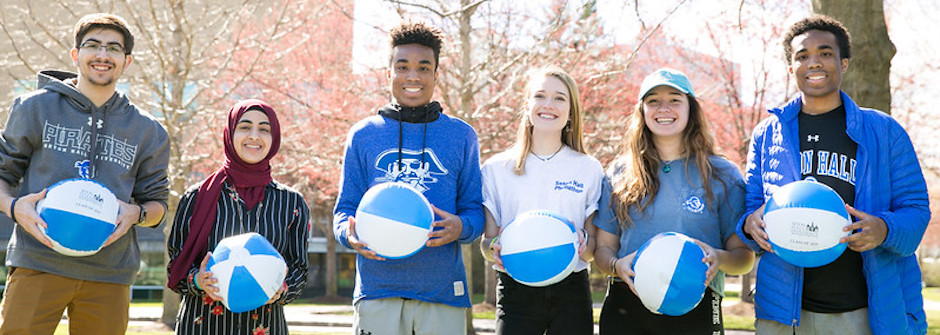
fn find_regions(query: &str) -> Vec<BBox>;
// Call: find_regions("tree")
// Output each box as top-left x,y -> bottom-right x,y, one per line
812,0 -> 895,113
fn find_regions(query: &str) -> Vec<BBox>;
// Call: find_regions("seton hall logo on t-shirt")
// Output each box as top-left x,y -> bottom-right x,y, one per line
553,180 -> 584,193
683,195 -> 705,214
374,148 -> 448,192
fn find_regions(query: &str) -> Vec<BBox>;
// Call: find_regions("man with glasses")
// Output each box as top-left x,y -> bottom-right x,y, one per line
0,13 -> 169,334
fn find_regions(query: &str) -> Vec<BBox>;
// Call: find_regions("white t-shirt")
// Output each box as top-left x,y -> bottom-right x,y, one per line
481,145 -> 604,272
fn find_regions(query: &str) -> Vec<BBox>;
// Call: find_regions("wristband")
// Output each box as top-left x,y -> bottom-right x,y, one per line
9,196 -> 20,223
489,235 -> 500,251
189,271 -> 202,291
609,257 -> 619,274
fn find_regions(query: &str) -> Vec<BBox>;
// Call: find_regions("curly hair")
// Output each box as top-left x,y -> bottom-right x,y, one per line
389,21 -> 444,70
782,15 -> 851,65
74,13 -> 134,55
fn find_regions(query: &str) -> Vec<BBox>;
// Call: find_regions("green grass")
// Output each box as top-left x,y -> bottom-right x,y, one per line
723,313 -> 755,331
53,288 -> 940,334
924,287 -> 940,302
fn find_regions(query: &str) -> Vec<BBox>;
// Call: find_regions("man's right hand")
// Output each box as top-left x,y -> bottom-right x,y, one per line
11,189 -> 53,249
347,216 -> 385,261
742,204 -> 773,252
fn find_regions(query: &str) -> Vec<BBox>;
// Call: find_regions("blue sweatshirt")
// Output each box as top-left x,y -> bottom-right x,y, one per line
333,103 -> 484,308
0,70 -> 169,286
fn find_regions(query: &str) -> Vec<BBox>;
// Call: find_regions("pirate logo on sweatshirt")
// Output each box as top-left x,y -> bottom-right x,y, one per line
374,148 -> 448,192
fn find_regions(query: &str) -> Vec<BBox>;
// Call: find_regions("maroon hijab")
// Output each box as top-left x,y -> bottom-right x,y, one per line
167,99 -> 281,289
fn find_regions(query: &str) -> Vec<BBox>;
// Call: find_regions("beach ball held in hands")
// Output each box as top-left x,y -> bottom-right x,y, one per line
207,233 -> 288,313
499,210 -> 580,287
355,182 -> 434,259
37,178 -> 119,257
763,180 -> 851,268
633,232 -> 708,316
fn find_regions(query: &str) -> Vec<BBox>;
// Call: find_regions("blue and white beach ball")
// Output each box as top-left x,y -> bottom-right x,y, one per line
208,232 -> 288,313
500,210 -> 580,287
355,182 -> 434,259
764,180 -> 850,268
633,232 -> 707,316
37,178 -> 119,257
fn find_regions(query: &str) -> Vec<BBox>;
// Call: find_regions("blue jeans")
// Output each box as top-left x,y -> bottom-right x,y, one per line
496,270 -> 593,335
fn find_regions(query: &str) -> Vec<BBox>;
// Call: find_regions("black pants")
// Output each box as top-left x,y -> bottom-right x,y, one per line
496,270 -> 593,335
599,279 -> 724,335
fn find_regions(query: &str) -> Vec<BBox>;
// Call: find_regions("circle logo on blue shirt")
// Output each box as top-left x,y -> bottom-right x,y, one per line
683,196 -> 704,214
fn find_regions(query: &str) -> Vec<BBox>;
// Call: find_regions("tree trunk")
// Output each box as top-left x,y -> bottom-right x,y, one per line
457,1 -> 479,333
741,269 -> 755,303
324,212 -> 339,297
811,0 -> 895,114
161,0 -> 188,327
484,262 -> 497,306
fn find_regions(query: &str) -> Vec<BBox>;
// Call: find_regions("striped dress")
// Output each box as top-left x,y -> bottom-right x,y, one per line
168,181 -> 310,335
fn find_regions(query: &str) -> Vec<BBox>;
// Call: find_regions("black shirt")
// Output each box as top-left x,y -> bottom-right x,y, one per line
798,104 -> 868,313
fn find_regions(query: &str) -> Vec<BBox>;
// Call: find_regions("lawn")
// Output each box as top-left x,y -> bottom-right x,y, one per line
53,289 -> 940,334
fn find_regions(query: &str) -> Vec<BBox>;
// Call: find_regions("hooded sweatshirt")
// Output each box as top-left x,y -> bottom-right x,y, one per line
0,70 -> 170,285
333,101 -> 485,308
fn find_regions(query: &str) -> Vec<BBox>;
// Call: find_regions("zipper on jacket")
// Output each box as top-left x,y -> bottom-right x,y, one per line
792,267 -> 802,329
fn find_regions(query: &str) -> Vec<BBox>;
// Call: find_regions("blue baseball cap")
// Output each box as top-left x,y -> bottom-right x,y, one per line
637,68 -> 696,100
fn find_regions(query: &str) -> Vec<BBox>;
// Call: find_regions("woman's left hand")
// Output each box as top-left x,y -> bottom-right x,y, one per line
613,252 -> 639,297
197,253 -> 223,301
692,239 -> 720,286
577,229 -> 588,256
266,282 -> 288,305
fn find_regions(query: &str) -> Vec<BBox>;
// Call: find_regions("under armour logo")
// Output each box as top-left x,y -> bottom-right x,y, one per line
807,134 -> 819,142
87,117 -> 104,129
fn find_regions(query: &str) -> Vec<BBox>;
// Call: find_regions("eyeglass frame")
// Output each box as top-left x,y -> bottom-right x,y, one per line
78,39 -> 128,58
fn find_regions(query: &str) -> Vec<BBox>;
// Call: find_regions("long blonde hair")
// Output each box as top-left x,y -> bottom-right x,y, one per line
609,95 -> 725,227
512,66 -> 586,175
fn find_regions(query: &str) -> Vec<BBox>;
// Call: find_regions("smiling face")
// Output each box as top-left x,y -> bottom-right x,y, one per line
526,75 -> 571,135
788,29 -> 848,113
642,85 -> 690,141
232,109 -> 272,164
70,28 -> 131,89
388,43 -> 438,108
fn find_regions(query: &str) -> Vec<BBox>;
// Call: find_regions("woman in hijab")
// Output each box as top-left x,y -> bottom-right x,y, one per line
167,99 -> 310,335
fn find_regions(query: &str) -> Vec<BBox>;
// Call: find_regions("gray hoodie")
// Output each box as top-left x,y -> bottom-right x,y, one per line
0,70 -> 169,285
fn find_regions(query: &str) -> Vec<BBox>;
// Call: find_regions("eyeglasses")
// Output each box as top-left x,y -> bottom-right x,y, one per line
79,41 -> 126,58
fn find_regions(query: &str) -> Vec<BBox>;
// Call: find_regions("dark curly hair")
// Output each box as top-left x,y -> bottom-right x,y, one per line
389,21 -> 444,70
74,13 -> 134,55
782,15 -> 851,65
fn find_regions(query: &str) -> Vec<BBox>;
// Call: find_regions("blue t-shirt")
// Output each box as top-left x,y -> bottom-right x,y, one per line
595,155 -> 745,294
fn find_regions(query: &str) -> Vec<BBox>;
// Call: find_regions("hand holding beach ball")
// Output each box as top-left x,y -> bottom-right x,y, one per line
632,232 -> 708,316
763,180 -> 850,268
499,210 -> 580,287
206,233 -> 288,313
36,178 -> 119,256
354,182 -> 434,259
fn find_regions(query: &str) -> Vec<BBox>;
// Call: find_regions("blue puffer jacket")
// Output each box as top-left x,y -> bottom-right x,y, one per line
735,92 -> 930,335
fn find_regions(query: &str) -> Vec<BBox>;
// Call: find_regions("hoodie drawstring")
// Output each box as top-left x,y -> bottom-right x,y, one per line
421,122 -> 427,168
88,104 -> 105,178
395,108 -> 430,174
397,118 -> 403,171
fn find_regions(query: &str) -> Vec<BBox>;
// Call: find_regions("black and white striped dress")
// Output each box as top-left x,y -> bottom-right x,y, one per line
168,181 -> 310,335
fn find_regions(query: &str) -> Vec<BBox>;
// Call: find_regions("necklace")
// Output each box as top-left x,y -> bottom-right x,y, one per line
532,146 -> 563,161
662,159 -> 675,173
